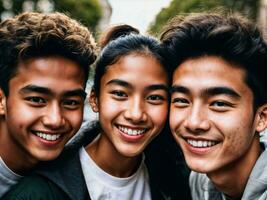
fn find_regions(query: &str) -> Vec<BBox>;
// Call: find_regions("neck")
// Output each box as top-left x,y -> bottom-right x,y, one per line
208,136 -> 261,198
85,134 -> 142,178
0,121 -> 38,175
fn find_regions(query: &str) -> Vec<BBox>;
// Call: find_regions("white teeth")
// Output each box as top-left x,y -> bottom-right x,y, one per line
187,139 -> 216,148
35,132 -> 61,141
118,126 -> 146,136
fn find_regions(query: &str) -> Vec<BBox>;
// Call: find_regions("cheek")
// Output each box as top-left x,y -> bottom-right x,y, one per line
169,107 -> 184,132
98,92 -> 123,112
6,105 -> 38,129
66,110 -> 84,129
217,115 -> 255,153
226,134 -> 244,152
223,132 -> 253,161
149,104 -> 168,128
99,100 -> 123,117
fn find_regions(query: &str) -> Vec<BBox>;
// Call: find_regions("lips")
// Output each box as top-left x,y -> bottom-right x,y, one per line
32,131 -> 61,141
117,125 -> 147,136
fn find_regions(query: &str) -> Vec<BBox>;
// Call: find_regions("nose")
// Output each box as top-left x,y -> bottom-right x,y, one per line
184,103 -> 210,133
124,97 -> 147,123
42,103 -> 66,129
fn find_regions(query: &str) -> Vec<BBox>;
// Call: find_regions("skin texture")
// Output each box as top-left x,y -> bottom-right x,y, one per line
170,56 -> 267,197
0,56 -> 86,174
88,54 -> 168,177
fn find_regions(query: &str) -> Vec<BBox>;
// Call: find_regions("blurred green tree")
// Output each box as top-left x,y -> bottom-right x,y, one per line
0,0 -> 102,30
149,0 -> 260,36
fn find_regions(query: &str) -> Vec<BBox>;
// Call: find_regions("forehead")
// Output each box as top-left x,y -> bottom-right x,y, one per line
172,56 -> 248,90
102,54 -> 168,85
9,56 -> 85,90
17,56 -> 83,76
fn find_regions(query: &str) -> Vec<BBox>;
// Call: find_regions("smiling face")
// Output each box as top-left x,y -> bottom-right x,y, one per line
90,54 -> 168,158
0,56 -> 86,171
170,56 -> 266,175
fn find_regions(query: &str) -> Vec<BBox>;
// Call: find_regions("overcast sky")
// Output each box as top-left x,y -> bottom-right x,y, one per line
108,0 -> 172,33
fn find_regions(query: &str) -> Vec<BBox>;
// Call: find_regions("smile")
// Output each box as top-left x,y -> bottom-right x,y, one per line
117,125 -> 147,136
187,139 -> 217,148
32,131 -> 61,141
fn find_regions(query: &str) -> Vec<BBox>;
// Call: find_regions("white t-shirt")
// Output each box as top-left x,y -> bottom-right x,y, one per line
0,156 -> 22,198
79,147 -> 152,200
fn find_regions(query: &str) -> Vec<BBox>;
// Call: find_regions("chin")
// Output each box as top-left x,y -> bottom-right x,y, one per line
119,148 -> 143,158
36,151 -> 61,162
190,166 -> 209,173
186,159 -> 212,173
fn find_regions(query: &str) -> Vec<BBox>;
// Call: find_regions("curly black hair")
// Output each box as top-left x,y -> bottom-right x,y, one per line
0,12 -> 97,96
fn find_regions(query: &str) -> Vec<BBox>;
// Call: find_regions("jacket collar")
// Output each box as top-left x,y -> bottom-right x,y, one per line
35,121 -> 100,200
36,121 -> 190,200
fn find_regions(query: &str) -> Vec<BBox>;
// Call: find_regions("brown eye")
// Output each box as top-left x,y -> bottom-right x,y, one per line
172,98 -> 188,104
210,100 -> 234,112
62,99 -> 82,109
111,90 -> 127,98
211,101 -> 228,107
171,97 -> 189,108
147,95 -> 164,101
25,96 -> 46,105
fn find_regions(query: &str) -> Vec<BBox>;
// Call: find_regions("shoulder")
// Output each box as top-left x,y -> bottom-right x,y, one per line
2,174 -> 69,200
65,121 -> 100,150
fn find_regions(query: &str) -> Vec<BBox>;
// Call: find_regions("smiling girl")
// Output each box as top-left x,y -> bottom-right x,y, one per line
3,25 -> 191,200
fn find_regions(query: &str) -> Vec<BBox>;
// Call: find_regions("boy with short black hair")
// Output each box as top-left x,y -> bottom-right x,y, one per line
0,12 -> 96,197
161,12 -> 267,199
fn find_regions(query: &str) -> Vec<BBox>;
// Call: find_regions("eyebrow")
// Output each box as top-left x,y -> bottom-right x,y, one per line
20,85 -> 87,99
20,85 -> 53,95
146,84 -> 168,92
62,89 -> 87,99
170,85 -> 190,94
202,87 -> 241,99
171,85 -> 241,99
107,79 -> 168,92
106,79 -> 131,88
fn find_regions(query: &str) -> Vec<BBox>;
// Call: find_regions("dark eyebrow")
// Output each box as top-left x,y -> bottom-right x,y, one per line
170,85 -> 190,94
20,85 -> 87,99
146,84 -> 168,92
202,87 -> 241,99
62,89 -> 87,99
106,79 -> 132,89
20,85 -> 53,95
171,85 -> 241,99
107,79 -> 168,92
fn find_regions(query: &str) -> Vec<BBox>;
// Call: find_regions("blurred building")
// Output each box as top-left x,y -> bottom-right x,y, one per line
98,0 -> 112,31
259,0 -> 267,35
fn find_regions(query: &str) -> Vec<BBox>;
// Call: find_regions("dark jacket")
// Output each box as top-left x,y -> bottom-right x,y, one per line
2,121 -> 191,200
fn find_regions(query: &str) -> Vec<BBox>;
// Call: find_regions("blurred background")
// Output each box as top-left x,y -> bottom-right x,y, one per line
1,0 -> 266,137
1,0 -> 267,35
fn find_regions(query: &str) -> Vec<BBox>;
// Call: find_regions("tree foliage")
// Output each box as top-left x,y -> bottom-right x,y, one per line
149,0 -> 260,36
54,0 -> 101,30
0,0 -> 102,30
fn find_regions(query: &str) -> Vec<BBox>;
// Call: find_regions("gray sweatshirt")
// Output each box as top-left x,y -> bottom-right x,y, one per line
190,148 -> 267,200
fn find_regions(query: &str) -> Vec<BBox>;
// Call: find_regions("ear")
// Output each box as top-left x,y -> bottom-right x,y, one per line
89,89 -> 99,113
0,89 -> 6,116
255,104 -> 267,133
